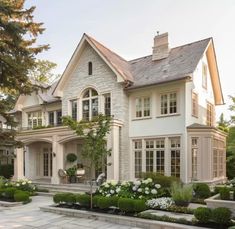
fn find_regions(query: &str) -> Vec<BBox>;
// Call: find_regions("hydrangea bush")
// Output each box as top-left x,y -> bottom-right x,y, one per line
3,179 -> 36,193
146,197 -> 174,209
98,178 -> 164,200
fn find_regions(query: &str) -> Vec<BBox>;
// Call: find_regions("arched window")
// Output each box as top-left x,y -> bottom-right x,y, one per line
82,88 -> 98,120
88,62 -> 92,75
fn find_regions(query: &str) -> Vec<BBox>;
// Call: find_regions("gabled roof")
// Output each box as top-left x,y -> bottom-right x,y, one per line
128,38 -> 211,89
38,81 -> 60,103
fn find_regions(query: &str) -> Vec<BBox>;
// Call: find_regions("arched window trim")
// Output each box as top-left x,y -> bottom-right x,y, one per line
82,88 -> 98,120
88,62 -> 92,75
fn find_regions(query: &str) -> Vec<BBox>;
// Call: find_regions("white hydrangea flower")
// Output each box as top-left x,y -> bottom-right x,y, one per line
155,184 -> 161,189
134,180 -> 141,186
22,182 -> 26,185
145,190 -> 149,194
110,190 -> 115,194
106,194 -> 111,197
139,195 -> 143,199
116,187 -> 121,193
5,183 -> 8,186
28,181 -> 32,184
151,189 -> 157,194
147,178 -> 153,183
105,184 -> 109,188
16,183 -> 20,187
132,186 -> 137,191
137,188 -> 142,192
110,180 -> 117,186
145,187 -> 149,190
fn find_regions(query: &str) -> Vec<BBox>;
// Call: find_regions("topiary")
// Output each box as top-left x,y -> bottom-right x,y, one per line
97,196 -> 111,209
14,191 -> 30,202
133,199 -> 147,213
219,187 -> 230,200
53,193 -> 67,204
66,153 -> 77,163
64,193 -> 76,204
118,198 -> 135,213
193,183 -> 211,199
212,207 -> 231,225
194,207 -> 212,223
2,187 -> 17,199
76,194 -> 90,207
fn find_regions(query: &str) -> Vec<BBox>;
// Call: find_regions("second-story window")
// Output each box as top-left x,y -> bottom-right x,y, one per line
48,112 -> 54,126
192,92 -> 198,117
103,93 -> 111,116
202,63 -> 207,89
56,110 -> 62,125
82,88 -> 98,120
207,102 -> 214,126
160,92 -> 177,115
27,111 -> 42,128
135,97 -> 150,118
88,62 -> 92,75
70,100 -> 77,120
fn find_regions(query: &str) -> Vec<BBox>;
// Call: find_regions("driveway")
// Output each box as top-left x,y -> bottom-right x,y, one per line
0,196 -> 141,229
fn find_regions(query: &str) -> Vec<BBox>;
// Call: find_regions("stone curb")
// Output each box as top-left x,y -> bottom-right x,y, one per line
40,205 -> 208,229
0,200 -> 23,207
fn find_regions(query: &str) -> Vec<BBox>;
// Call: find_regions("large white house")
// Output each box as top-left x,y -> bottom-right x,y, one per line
13,32 -> 227,184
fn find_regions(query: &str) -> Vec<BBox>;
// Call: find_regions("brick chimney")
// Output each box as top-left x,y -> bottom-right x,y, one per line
152,32 -> 169,61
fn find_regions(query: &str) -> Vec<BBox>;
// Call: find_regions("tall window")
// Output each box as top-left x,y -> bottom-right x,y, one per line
104,93 -> 111,116
48,112 -> 54,126
192,92 -> 198,117
88,62 -> 92,75
191,138 -> 198,180
146,140 -> 154,172
202,63 -> 207,89
82,88 -> 98,120
213,139 -> 225,178
135,97 -> 150,118
207,102 -> 214,126
71,100 -> 77,120
134,140 -> 142,178
160,92 -> 177,115
56,110 -> 62,125
27,111 -> 42,128
170,138 -> 181,177
156,139 -> 165,175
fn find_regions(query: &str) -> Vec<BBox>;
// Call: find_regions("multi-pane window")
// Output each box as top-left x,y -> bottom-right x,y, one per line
160,92 -> 177,115
88,62 -> 93,75
82,88 -> 98,120
27,111 -> 42,128
133,138 -> 166,178
207,102 -> 214,126
191,138 -> 198,180
192,92 -> 198,117
71,100 -> 77,120
48,112 -> 54,126
56,110 -> 62,125
202,63 -> 207,89
213,139 -> 225,178
104,93 -> 111,116
170,138 -> 181,177
134,140 -> 142,178
135,97 -> 150,118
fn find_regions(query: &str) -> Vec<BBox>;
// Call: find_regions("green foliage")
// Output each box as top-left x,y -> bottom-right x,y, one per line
141,172 -> 180,188
0,176 -> 7,188
0,164 -> 14,179
217,113 -> 229,133
66,153 -> 77,163
97,196 -> 111,209
219,187 -> 230,200
76,194 -> 90,207
109,196 -> 119,207
53,193 -> 67,204
14,191 -> 30,202
118,198 -> 135,213
167,205 -> 194,214
194,207 -> 212,223
133,199 -> 147,212
193,183 -> 211,199
212,207 -> 231,225
2,187 -> 17,199
66,167 -> 77,177
64,193 -> 76,204
92,195 -> 100,207
171,182 -> 193,207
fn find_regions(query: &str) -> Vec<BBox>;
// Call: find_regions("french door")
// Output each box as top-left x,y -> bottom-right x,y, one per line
43,148 -> 52,177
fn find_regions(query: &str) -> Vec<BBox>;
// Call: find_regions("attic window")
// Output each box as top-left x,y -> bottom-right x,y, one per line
88,62 -> 92,75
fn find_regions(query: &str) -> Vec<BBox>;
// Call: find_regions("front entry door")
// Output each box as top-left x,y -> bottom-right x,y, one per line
43,148 -> 52,177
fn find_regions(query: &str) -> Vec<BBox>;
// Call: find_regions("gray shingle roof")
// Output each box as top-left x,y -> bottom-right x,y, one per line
128,38 -> 211,89
38,81 -> 60,103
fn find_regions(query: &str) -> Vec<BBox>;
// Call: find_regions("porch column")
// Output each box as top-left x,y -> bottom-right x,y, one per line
51,135 -> 64,184
13,147 -> 25,180
107,120 -> 123,181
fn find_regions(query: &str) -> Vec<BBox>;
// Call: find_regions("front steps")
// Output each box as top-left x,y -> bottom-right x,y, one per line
33,182 -> 98,196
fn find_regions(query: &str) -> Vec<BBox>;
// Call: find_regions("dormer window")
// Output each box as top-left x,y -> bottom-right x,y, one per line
88,62 -> 92,75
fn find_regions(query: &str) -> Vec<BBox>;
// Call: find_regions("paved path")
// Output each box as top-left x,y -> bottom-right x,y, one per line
0,196 -> 141,229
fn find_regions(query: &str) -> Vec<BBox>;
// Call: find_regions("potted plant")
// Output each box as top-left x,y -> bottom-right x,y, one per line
66,167 -> 77,183
66,153 -> 77,163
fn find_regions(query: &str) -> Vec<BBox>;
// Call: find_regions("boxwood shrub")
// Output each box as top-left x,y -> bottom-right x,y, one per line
76,194 -> 90,207
219,187 -> 230,200
64,193 -> 76,204
109,196 -> 119,207
3,187 -> 17,199
133,199 -> 147,212
53,193 -> 68,204
212,207 -> 231,225
118,198 -> 135,213
194,207 -> 212,223
193,183 -> 211,199
14,191 -> 30,202
97,196 -> 111,209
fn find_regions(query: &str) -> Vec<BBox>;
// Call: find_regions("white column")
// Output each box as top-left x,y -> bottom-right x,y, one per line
51,135 -> 64,184
164,137 -> 171,176
107,120 -> 122,181
13,147 -> 25,180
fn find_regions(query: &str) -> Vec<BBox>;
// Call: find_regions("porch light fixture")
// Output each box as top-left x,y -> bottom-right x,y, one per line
53,152 -> 56,157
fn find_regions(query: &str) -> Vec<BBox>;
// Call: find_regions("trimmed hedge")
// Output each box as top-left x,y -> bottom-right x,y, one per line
14,191 -> 30,202
53,193 -> 68,204
193,183 -> 211,199
133,199 -> 147,212
97,196 -> 111,209
76,194 -> 90,207
219,187 -> 230,200
194,207 -> 211,223
212,207 -> 231,225
118,198 -> 135,213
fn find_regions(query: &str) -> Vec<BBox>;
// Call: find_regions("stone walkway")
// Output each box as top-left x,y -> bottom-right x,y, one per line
0,196 -> 141,229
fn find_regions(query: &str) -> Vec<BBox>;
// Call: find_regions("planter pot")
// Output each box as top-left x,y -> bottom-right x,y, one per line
69,176 -> 77,183
174,201 -> 189,207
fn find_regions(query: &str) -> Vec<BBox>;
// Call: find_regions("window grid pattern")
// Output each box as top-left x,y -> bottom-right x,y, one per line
56,110 -> 62,125
213,139 -> 225,178
82,89 -> 98,120
192,92 -> 198,117
191,137 -> 198,180
27,111 -> 42,128
134,140 -> 142,178
48,112 -> 54,126
71,100 -> 77,120
207,102 -> 214,126
170,138 -> 181,177
104,94 -> 111,116
135,97 -> 150,118
160,92 -> 177,115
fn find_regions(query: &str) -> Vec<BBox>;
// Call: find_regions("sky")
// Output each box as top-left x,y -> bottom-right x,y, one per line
26,0 -> 235,120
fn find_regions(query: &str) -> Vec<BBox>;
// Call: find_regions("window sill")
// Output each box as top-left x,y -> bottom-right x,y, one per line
132,117 -> 152,121
156,113 -> 180,118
